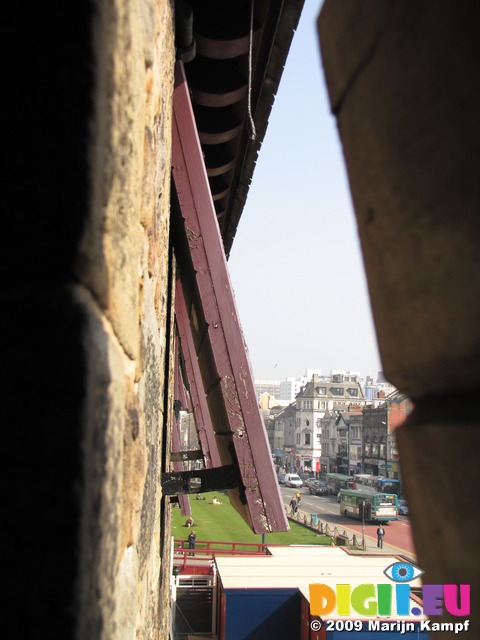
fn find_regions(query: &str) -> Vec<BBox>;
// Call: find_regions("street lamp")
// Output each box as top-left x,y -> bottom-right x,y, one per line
347,423 -> 350,476
361,499 -> 366,550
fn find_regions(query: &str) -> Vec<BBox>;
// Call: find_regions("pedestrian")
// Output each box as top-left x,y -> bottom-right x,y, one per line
290,496 -> 297,515
186,516 -> 194,527
296,491 -> 301,506
188,530 -> 196,555
377,525 -> 385,549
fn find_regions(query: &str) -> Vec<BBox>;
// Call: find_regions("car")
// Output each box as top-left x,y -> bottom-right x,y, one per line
277,474 -> 286,485
315,481 -> 328,495
284,473 -> 303,488
398,499 -> 409,515
304,477 -> 319,490
308,481 -> 328,496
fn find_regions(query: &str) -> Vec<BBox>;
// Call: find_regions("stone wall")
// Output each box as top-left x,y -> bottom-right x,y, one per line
75,1 -> 176,637
318,2 -> 480,638
10,0 -> 176,638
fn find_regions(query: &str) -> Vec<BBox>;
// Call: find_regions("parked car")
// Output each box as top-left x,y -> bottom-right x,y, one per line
277,474 -> 286,485
398,499 -> 409,515
284,473 -> 303,488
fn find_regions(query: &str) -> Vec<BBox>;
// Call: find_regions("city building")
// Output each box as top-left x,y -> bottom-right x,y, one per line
319,408 -> 363,475
319,408 -> 337,474
273,402 -> 297,470
336,410 -> 364,476
362,390 -> 413,478
278,377 -> 305,402
254,379 -> 281,398
294,373 -> 365,474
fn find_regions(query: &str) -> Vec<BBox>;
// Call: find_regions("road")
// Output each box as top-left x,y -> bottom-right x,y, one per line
280,485 -> 416,560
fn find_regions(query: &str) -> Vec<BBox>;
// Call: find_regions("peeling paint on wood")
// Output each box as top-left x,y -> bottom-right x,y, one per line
171,60 -> 288,534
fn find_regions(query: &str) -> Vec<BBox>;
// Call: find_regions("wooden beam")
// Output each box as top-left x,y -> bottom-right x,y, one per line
161,466 -> 237,496
170,450 -> 204,462
171,59 -> 288,533
175,278 -> 222,469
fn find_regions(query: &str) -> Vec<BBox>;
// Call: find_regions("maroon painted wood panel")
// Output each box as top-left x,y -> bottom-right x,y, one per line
176,279 -> 222,470
172,60 -> 288,533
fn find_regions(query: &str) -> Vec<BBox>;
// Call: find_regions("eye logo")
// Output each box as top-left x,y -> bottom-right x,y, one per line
384,562 -> 424,583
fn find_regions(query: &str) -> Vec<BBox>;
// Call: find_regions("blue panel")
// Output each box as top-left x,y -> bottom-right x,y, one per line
224,589 -> 300,640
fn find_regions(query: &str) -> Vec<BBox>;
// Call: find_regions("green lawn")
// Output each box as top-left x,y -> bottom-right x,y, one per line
172,491 -> 331,547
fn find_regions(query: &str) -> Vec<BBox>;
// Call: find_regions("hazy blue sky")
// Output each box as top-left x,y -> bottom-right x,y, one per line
228,0 -> 382,382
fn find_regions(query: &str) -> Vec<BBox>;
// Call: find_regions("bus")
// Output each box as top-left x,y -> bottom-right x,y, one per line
339,489 -> 398,522
353,474 -> 401,496
375,477 -> 401,496
326,473 -> 354,495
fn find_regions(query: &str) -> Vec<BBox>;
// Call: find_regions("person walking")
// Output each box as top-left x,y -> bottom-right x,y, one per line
377,525 -> 385,549
188,530 -> 196,556
290,496 -> 298,515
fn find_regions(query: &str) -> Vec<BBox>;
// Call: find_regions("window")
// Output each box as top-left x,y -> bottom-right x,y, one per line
316,386 -> 327,395
380,437 -> 386,458
331,387 -> 344,396
305,433 -> 311,445
348,388 -> 359,397
365,437 -> 371,456
296,434 -> 301,444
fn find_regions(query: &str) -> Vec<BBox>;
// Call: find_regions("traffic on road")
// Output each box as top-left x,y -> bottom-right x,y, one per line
279,483 -> 415,558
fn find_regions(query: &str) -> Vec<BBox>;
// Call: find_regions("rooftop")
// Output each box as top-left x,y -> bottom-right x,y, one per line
215,545 -> 425,621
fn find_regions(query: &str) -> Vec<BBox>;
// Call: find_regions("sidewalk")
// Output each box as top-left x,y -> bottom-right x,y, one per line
347,531 -> 416,561
287,509 -> 416,562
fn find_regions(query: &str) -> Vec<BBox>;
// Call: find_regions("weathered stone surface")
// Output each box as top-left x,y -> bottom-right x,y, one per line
74,284 -> 127,639
72,0 -> 175,637
319,4 -> 480,639
318,1 -> 480,399
396,403 -> 480,637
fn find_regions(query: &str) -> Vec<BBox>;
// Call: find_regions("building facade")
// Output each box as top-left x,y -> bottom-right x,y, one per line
292,373 -> 365,473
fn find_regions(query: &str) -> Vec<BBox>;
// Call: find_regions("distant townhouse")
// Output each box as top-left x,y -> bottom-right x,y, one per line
362,390 -> 412,477
294,373 -> 366,474
320,408 -> 363,475
362,404 -> 388,476
385,389 -> 413,479
272,402 -> 296,469
319,408 -> 336,474
336,410 -> 363,476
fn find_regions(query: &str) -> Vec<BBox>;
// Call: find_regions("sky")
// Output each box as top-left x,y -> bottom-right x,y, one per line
228,0 -> 382,383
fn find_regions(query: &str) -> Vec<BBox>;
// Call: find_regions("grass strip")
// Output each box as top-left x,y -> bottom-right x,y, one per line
172,491 -> 331,547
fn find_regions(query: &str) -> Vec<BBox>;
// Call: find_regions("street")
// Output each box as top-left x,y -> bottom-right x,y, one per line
280,485 -> 416,560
